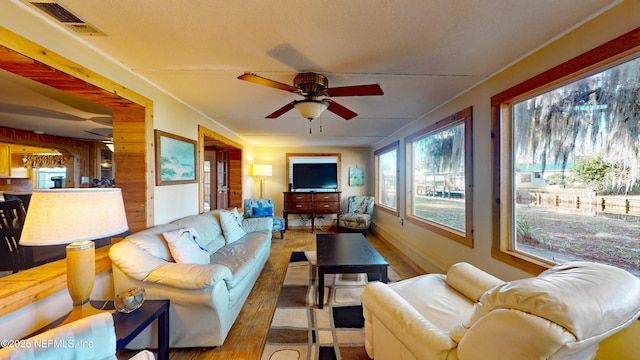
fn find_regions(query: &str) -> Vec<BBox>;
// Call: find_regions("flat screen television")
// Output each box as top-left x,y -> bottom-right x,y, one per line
293,163 -> 338,190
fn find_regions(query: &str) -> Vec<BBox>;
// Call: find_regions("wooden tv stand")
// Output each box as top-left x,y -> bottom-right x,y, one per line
283,191 -> 341,232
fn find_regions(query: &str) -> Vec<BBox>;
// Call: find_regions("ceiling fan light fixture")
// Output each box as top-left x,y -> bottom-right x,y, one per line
294,99 -> 328,120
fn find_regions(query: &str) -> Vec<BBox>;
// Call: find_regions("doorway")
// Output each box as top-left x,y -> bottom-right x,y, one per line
0,33 -> 152,232
198,125 -> 243,213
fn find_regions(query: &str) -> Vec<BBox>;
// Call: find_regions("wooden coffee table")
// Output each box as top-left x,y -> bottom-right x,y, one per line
316,233 -> 389,309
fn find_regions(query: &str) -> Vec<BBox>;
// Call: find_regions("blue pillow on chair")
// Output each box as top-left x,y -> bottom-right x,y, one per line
253,206 -> 274,218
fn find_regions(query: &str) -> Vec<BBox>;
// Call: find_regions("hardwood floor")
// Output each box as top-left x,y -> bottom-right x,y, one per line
119,229 -> 421,360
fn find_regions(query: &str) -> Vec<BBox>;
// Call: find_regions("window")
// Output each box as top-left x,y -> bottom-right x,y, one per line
35,167 -> 66,189
406,107 -> 473,246
492,28 -> 640,276
374,141 -> 398,213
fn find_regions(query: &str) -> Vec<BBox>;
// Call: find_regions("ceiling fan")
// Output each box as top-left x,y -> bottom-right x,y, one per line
84,129 -> 114,151
237,72 -> 383,121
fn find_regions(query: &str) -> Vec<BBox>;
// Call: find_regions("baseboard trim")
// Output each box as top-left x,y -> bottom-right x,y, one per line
371,228 -> 426,275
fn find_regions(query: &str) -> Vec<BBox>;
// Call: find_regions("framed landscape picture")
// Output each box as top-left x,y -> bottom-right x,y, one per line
154,130 -> 198,185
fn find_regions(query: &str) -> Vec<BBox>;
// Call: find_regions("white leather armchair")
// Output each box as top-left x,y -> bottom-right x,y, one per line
362,262 -> 640,360
0,313 -> 154,360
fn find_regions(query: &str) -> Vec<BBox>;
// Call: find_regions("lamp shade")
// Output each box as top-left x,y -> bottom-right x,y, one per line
20,188 -> 128,246
294,100 -> 328,120
253,164 -> 272,177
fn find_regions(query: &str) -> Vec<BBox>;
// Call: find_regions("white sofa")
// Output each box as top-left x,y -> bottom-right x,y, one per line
362,261 -> 640,360
109,209 -> 272,349
0,313 -> 154,360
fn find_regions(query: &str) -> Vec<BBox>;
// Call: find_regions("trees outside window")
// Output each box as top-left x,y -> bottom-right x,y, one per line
494,47 -> 640,276
406,107 -> 473,247
375,141 -> 399,212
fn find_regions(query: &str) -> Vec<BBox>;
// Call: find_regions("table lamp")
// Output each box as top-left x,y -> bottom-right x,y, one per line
253,163 -> 272,198
19,188 -> 128,323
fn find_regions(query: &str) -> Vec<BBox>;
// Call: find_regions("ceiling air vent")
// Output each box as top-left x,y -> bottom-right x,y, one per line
22,1 -> 105,36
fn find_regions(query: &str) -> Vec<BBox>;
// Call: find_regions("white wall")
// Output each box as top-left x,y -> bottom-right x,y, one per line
371,0 -> 640,281
252,146 -> 371,228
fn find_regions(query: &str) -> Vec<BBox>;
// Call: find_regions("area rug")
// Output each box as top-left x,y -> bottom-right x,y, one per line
261,251 -> 401,360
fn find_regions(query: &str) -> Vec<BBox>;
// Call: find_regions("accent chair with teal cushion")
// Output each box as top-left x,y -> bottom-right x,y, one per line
244,198 -> 285,238
338,196 -> 375,233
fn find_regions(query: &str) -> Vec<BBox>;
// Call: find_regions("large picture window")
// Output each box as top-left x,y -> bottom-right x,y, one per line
406,107 -> 473,246
492,28 -> 640,276
374,141 -> 399,213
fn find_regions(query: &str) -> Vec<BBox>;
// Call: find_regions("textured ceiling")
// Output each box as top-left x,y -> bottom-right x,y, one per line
0,0 -> 620,146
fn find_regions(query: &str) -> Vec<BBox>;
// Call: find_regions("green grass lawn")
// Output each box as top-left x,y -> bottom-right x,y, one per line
413,195 -> 639,276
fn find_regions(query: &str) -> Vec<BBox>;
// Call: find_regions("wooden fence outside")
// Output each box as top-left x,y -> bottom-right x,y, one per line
518,192 -> 640,217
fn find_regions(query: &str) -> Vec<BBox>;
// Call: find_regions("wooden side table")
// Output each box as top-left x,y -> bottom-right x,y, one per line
95,299 -> 170,360
25,299 -> 170,359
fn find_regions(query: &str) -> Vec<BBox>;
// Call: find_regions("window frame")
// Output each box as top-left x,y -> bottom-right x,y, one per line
374,141 -> 399,215
405,107 -> 474,247
491,26 -> 640,274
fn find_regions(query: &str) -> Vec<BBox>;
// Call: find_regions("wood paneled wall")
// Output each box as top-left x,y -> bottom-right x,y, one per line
228,148 -> 242,208
0,127 -> 92,187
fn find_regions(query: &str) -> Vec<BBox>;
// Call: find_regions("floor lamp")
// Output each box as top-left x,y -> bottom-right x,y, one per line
20,188 -> 129,324
253,164 -> 272,198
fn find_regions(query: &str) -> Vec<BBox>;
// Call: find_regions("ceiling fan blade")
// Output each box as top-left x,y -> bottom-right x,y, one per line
84,130 -> 113,140
266,101 -> 295,119
238,73 -> 299,93
326,100 -> 357,120
0,102 -> 86,121
326,84 -> 383,97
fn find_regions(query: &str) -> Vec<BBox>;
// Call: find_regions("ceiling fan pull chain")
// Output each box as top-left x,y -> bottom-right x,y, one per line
309,119 -> 313,134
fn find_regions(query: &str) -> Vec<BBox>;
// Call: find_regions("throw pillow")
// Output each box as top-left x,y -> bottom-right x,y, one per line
163,227 -> 210,264
253,205 -> 274,218
220,208 -> 247,244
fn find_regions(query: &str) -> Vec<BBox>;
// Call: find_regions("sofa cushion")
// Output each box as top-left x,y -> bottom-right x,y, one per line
390,273 -> 475,333
455,262 -> 640,343
172,212 -> 226,254
253,205 -> 273,217
209,232 -> 269,289
163,228 -> 210,264
110,241 -> 167,281
125,223 -> 179,261
446,262 -> 504,302
145,262 -> 232,289
219,208 -> 247,244
0,313 -> 117,359
241,217 -> 273,233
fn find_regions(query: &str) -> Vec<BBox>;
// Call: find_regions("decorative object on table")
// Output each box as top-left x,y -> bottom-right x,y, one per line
349,166 -> 364,186
90,177 -> 116,188
154,129 -> 197,186
115,287 -> 146,313
252,163 -> 272,198
20,188 -> 129,323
